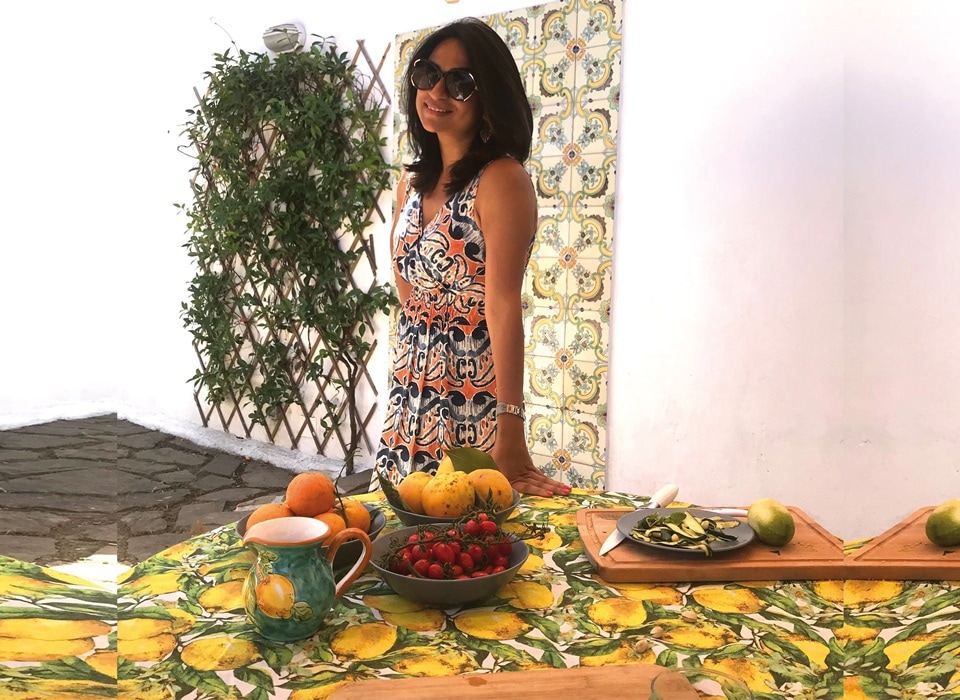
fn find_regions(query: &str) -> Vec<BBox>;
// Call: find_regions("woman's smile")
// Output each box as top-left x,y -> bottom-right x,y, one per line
423,101 -> 453,115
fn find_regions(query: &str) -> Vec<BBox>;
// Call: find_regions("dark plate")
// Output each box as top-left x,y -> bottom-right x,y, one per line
616,507 -> 755,556
236,503 -> 385,576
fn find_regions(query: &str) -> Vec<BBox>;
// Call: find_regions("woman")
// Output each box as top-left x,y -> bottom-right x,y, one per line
376,18 -> 568,497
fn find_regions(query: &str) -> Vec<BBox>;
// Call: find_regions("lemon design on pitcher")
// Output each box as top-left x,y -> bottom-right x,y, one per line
256,573 -> 297,619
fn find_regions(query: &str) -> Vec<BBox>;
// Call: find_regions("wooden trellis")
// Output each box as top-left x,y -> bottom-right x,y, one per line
186,40 -> 393,468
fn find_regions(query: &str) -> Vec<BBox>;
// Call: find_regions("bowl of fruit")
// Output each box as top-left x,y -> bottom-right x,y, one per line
236,472 -> 385,576
392,489 -> 521,527
388,463 -> 521,527
370,514 -> 530,607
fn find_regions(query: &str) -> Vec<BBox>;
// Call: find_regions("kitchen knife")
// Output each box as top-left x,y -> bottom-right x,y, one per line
598,483 -> 680,556
701,507 -> 748,517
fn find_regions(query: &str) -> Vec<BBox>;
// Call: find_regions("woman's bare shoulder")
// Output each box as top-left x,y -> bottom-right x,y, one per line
477,157 -> 534,201
482,157 -> 531,183
475,158 -> 535,233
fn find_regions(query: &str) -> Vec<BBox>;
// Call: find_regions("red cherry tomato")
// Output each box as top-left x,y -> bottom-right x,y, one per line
463,519 -> 481,537
432,542 -> 455,565
467,544 -> 484,563
458,552 -> 475,571
477,512 -> 490,522
451,564 -> 464,577
427,563 -> 444,579
492,555 -> 509,569
471,571 -> 488,578
480,520 -> 498,535
491,565 -> 506,574
412,558 -> 430,577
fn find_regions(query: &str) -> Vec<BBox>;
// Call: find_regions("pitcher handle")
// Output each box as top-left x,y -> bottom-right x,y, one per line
324,527 -> 372,599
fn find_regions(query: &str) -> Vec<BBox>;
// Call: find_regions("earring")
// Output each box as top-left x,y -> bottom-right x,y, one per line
480,120 -> 492,143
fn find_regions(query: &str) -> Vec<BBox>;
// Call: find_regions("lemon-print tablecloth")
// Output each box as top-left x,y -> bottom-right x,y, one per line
116,491 -> 852,699
840,539 -> 960,699
2,500 -> 954,698
843,578 -> 960,699
0,554 -> 117,699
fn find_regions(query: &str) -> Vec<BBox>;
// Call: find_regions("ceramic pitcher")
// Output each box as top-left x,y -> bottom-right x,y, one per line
241,516 -> 372,642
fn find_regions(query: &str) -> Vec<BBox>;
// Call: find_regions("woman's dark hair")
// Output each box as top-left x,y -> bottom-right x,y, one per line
404,18 -> 533,195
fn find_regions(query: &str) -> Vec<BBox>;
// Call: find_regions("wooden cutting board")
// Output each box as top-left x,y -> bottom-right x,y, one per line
578,506 -> 844,582
330,664 -> 694,699
845,507 -> 960,580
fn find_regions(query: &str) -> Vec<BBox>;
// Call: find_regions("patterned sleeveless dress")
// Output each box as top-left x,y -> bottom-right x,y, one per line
376,168 -> 498,484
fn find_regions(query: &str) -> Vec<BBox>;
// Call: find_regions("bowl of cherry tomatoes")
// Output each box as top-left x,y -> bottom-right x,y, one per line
370,514 -> 529,607
391,489 -> 521,528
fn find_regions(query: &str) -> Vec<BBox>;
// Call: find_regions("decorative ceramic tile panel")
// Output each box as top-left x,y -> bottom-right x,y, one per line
395,0 -> 621,488
569,207 -> 612,260
532,156 -> 574,214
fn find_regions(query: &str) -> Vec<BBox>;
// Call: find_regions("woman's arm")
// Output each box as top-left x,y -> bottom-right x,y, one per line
391,173 -> 413,306
477,159 -> 569,496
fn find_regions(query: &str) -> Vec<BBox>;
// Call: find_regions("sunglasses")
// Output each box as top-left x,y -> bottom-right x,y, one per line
410,58 -> 478,102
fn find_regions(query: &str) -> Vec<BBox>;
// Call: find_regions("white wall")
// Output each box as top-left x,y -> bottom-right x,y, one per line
0,3 -> 120,425
841,0 -> 960,537
608,3 -> 846,527
2,0 -> 958,540
608,0 -> 960,540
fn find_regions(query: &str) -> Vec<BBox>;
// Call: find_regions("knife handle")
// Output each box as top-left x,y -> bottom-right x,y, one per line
649,483 -> 679,508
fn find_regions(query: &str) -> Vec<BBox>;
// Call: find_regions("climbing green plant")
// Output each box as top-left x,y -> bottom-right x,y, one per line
178,42 -> 395,472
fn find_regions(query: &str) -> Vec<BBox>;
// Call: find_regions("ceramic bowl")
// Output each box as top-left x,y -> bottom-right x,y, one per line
236,503 -> 385,576
391,489 -> 521,527
369,525 -> 529,607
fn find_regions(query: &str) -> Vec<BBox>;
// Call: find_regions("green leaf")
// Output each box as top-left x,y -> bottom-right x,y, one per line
565,638 -> 622,657
171,664 -> 232,696
290,601 -> 315,621
706,642 -> 753,660
245,687 -> 270,700
0,607 -> 113,621
258,642 -> 294,673
235,665 -> 275,692
656,648 -> 678,666
377,470 -> 407,511
446,446 -> 498,473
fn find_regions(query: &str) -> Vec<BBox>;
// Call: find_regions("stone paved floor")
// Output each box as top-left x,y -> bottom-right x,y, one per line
0,414 -> 371,567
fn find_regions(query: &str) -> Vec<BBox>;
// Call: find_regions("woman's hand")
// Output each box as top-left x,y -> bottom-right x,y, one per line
491,436 -> 570,497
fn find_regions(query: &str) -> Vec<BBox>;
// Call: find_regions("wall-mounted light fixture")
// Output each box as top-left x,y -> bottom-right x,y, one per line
263,22 -> 306,53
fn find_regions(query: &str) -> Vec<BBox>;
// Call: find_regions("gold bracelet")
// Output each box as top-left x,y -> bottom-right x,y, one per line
496,402 -> 525,420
